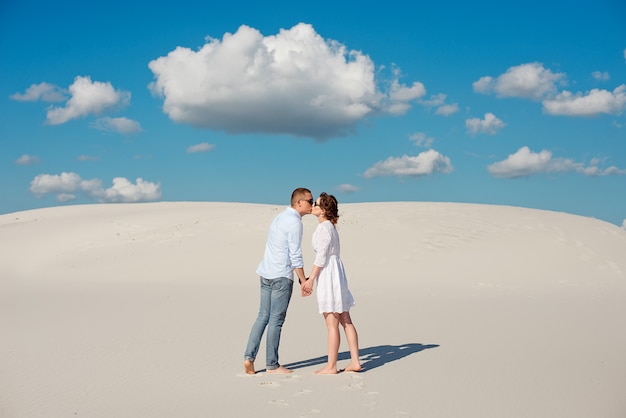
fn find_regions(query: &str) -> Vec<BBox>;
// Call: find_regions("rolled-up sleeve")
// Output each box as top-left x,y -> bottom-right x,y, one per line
287,219 -> 304,269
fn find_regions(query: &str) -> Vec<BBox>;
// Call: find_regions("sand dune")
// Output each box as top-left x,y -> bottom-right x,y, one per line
1,202 -> 625,417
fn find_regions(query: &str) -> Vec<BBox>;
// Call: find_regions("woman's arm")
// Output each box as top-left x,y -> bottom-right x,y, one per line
302,223 -> 331,296
302,265 -> 321,296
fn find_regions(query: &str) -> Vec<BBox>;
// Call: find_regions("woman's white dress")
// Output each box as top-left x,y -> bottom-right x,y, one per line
312,220 -> 355,314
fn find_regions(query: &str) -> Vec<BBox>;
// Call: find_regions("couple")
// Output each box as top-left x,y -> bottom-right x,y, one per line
243,187 -> 361,375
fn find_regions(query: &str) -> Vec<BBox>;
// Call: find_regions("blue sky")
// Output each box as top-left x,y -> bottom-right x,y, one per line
2,0 -> 625,226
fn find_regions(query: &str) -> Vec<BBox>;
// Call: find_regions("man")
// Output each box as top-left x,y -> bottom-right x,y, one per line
243,187 -> 313,374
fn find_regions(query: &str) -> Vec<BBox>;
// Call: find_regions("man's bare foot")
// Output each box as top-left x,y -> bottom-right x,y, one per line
244,360 -> 256,375
266,365 -> 293,374
314,365 -> 338,375
342,362 -> 362,372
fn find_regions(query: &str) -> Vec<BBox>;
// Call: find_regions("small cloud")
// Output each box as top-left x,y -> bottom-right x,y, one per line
10,82 -> 66,102
363,149 -> 453,178
56,193 -> 77,202
622,219 -> 626,230
29,172 -> 161,203
466,112 -> 506,135
336,183 -> 359,193
186,142 -> 216,153
419,93 -> 458,116
46,76 -> 131,125
435,103 -> 459,116
95,177 -> 161,203
29,172 -> 83,197
133,154 -> 153,160
77,155 -> 99,161
472,76 -> 494,95
409,132 -> 434,148
487,146 -> 626,178
542,85 -> 626,117
473,62 -> 564,100
15,154 -> 41,165
623,48 -> 626,61
592,71 -> 610,81
386,77 -> 426,115
91,117 -> 142,134
420,93 -> 446,108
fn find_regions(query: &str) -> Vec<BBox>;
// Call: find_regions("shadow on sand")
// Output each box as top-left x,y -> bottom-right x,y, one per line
283,343 -> 439,372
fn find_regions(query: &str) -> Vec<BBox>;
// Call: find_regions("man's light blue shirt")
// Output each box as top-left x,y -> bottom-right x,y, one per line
256,207 -> 304,280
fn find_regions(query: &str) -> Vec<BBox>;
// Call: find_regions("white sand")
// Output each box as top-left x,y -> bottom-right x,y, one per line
1,202 -> 625,418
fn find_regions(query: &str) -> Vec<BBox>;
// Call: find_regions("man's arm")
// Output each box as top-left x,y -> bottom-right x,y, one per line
294,267 -> 306,284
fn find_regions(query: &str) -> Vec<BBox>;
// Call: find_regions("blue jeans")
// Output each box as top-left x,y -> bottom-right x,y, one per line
244,277 -> 294,370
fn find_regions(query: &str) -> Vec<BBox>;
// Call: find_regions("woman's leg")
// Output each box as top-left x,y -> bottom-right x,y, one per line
315,312 -> 340,374
338,311 -> 361,372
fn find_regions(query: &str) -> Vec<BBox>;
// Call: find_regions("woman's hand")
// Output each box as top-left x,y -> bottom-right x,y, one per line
301,278 -> 314,297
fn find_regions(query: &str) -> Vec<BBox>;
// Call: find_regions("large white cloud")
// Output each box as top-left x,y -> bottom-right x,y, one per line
46,76 -> 131,125
488,146 -> 626,178
473,62 -> 564,100
363,149 -> 453,178
148,23 -> 422,140
542,85 -> 626,116
30,172 -> 161,203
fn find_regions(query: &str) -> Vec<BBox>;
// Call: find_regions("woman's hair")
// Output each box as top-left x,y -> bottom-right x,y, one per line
318,192 -> 339,224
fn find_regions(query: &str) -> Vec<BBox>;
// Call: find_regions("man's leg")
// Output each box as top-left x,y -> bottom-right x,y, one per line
243,278 -> 271,374
265,277 -> 293,372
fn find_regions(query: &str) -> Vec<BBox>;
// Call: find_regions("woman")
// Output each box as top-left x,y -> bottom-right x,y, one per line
302,193 -> 361,374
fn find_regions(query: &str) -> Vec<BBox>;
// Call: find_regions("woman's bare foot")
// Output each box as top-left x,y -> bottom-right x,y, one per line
343,362 -> 362,372
243,360 -> 256,375
266,365 -> 293,374
314,365 -> 338,375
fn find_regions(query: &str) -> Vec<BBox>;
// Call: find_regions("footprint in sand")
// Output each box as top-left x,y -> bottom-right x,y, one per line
294,389 -> 313,396
338,372 -> 364,390
339,381 -> 364,390
280,374 -> 302,383
364,391 -> 379,409
269,399 -> 289,407
259,381 -> 280,388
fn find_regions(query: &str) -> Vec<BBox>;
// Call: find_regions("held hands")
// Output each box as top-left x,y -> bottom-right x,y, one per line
301,278 -> 313,297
